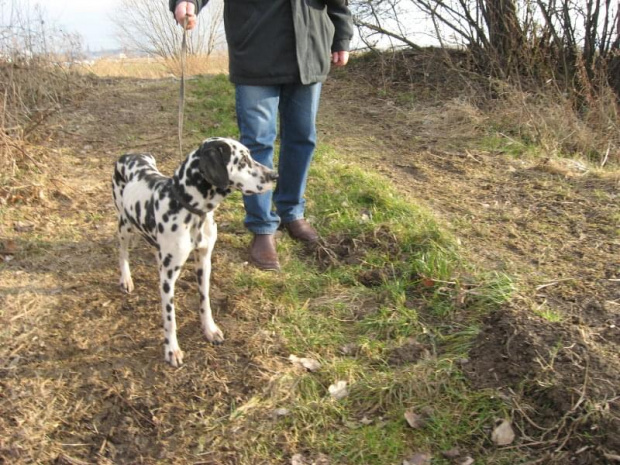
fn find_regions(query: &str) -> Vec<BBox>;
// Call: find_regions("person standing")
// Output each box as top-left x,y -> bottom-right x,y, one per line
171,0 -> 353,271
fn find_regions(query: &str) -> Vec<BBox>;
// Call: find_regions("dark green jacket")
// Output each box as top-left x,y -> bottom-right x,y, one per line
170,0 -> 353,85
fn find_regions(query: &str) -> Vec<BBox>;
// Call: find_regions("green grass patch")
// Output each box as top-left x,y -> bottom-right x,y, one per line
187,76 -> 520,464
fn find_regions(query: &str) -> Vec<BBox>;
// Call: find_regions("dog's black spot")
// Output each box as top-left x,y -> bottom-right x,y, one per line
145,200 -> 156,232
163,213 -> 169,223
163,254 -> 172,268
158,223 -> 164,234
165,338 -> 169,344
167,315 -> 171,321
168,350 -> 173,357
166,304 -> 172,313
163,281 -> 170,294
184,213 -> 192,224
167,269 -> 173,279
207,203 -> 214,210
114,168 -> 125,186
171,224 -> 178,232
155,199 -> 159,210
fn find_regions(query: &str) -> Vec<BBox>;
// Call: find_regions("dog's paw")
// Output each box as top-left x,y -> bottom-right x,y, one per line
205,326 -> 225,345
165,348 -> 184,367
119,276 -> 134,293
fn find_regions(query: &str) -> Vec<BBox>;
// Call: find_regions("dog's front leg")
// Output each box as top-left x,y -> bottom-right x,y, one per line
196,215 -> 224,344
159,246 -> 190,367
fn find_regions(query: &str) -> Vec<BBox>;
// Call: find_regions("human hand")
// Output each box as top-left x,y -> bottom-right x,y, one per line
332,51 -> 349,67
174,1 -> 197,30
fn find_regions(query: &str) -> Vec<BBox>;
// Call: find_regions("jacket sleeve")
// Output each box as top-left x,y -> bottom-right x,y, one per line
169,0 -> 207,14
325,0 -> 354,52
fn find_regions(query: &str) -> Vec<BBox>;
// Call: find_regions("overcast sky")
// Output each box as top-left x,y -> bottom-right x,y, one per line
45,0 -> 121,50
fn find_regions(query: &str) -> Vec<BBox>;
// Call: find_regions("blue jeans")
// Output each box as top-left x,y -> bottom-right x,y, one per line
235,83 -> 322,235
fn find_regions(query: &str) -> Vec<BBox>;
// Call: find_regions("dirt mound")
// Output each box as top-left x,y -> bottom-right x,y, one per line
466,307 -> 620,463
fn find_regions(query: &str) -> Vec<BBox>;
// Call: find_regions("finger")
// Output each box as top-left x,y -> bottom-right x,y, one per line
186,15 -> 197,30
174,3 -> 186,23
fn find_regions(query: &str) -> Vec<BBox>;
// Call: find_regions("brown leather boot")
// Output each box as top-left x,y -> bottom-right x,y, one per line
283,219 -> 319,242
249,234 -> 280,271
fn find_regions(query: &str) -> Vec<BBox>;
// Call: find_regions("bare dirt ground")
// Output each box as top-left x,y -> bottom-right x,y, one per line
1,56 -> 618,464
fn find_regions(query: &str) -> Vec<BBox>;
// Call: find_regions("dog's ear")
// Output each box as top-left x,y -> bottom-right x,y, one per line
198,141 -> 231,190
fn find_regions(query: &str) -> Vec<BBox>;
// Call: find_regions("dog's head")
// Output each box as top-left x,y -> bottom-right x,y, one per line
197,138 -> 278,195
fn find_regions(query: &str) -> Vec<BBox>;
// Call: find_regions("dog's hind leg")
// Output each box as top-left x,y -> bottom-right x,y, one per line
158,245 -> 191,367
118,219 -> 134,293
195,213 -> 224,344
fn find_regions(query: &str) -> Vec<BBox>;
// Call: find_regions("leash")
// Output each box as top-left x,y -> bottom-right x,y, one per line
178,16 -> 189,157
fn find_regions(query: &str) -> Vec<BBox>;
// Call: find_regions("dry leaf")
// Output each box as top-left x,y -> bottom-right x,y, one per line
291,454 -> 307,465
459,457 -> 474,465
314,453 -> 330,465
404,409 -> 426,429
14,222 -> 34,232
339,343 -> 358,356
420,277 -> 435,288
289,354 -> 321,372
0,239 -> 18,255
491,419 -> 516,446
403,452 -> 432,465
273,408 -> 290,418
328,381 -> 348,400
441,448 -> 461,459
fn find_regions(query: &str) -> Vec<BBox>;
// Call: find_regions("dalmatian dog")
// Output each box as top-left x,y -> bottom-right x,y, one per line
112,137 -> 277,367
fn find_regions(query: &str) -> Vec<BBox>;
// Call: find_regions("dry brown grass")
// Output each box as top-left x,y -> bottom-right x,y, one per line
84,53 -> 229,79
485,80 -> 620,164
344,49 -> 620,167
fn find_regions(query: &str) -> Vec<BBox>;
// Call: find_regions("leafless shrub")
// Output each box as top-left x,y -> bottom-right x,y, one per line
112,0 -> 225,71
350,0 -> 619,96
0,1 -> 87,180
